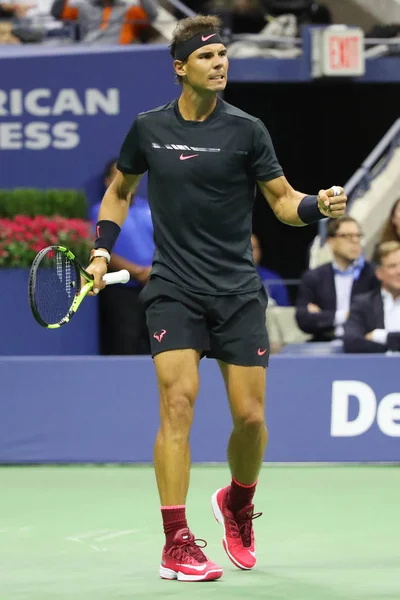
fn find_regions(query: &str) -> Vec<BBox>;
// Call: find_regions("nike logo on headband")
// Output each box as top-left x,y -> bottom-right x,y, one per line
201,33 -> 216,42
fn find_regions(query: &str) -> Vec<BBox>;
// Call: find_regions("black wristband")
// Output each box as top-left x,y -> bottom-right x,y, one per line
297,195 -> 324,224
94,220 -> 121,253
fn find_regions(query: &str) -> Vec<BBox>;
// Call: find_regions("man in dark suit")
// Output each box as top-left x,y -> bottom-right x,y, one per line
344,241 -> 400,353
296,216 -> 378,342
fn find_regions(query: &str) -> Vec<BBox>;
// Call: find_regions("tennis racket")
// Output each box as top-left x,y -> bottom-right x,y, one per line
28,245 -> 130,329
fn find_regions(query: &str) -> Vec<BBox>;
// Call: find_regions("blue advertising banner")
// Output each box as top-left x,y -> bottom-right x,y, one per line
2,44 -> 400,206
0,46 -> 178,203
0,355 -> 398,463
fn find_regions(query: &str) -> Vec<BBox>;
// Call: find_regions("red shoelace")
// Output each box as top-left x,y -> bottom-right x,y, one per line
226,511 -> 262,547
167,536 -> 208,564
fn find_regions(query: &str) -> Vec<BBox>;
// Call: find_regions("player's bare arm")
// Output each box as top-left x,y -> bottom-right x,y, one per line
98,170 -> 143,226
87,170 -> 143,293
257,176 -> 347,226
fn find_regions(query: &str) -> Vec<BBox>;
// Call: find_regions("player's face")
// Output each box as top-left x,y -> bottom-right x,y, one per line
180,44 -> 228,93
329,222 -> 363,262
376,249 -> 400,294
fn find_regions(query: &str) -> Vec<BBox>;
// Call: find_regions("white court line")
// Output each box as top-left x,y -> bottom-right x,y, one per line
94,529 -> 138,542
65,529 -> 112,542
66,538 -> 105,552
69,540 -> 104,552
89,545 -> 104,552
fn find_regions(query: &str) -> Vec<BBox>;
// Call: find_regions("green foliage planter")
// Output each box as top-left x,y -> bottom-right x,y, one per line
0,188 -> 88,219
0,188 -> 97,354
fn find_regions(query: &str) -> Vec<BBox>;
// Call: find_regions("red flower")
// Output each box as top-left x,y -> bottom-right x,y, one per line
0,215 -> 93,267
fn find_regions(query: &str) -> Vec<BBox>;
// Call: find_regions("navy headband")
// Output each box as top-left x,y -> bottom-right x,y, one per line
174,31 -> 224,62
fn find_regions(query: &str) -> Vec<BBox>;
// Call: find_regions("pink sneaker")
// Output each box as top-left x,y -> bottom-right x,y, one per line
159,528 -> 223,582
211,486 -> 262,570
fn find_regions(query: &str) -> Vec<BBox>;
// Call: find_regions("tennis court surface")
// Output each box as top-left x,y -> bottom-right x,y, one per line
0,465 -> 399,600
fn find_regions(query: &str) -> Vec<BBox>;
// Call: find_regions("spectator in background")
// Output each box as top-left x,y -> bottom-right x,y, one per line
296,216 -> 378,342
0,1 -> 35,42
207,0 -> 266,34
230,0 -> 266,34
0,2 -> 35,19
251,233 -> 290,306
51,0 -> 157,44
0,2 -> 34,18
380,197 -> 400,243
91,159 -> 155,354
0,18 -> 19,43
261,0 -> 332,25
344,241 -> 400,353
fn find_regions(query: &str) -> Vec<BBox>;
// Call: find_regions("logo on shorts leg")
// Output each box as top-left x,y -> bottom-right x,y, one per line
258,348 -> 267,356
154,329 -> 167,342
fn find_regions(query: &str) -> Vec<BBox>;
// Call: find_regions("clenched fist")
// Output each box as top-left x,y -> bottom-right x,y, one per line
318,186 -> 347,218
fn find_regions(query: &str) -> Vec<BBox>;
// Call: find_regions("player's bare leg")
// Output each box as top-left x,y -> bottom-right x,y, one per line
154,349 -> 200,505
212,363 -> 267,570
154,349 -> 223,581
221,364 -> 267,483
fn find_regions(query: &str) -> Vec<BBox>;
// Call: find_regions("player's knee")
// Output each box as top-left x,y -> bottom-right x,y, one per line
233,402 -> 266,436
159,382 -> 196,433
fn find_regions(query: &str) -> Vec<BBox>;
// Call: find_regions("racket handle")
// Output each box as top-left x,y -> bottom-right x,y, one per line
103,269 -> 130,285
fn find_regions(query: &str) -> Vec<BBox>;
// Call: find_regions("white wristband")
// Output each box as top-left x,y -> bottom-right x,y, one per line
90,249 -> 111,264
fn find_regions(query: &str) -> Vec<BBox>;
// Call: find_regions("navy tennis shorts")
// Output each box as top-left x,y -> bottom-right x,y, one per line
139,276 -> 269,367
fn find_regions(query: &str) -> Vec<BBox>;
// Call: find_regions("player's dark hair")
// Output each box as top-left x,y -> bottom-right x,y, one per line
170,15 -> 223,84
326,216 -> 359,238
373,240 -> 400,266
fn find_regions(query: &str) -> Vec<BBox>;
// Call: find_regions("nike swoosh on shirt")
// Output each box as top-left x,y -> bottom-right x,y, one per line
177,563 -> 207,571
202,33 -> 216,41
179,153 -> 199,160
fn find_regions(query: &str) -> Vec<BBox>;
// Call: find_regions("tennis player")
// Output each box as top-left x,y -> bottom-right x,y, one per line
86,14 -> 347,582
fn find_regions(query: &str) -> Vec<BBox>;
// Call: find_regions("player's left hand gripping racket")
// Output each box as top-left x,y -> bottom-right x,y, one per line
28,245 -> 130,328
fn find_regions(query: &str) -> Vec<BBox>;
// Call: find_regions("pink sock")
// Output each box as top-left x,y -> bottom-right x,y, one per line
228,477 -> 257,513
161,505 -> 188,548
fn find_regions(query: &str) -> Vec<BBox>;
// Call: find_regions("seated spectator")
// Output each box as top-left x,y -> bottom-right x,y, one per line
251,233 -> 290,306
51,0 -> 157,44
206,0 -> 264,35
344,241 -> 400,353
230,0 -> 266,34
296,216 -> 379,342
0,2 -> 34,18
262,0 -> 332,24
0,18 -> 19,43
380,197 -> 400,243
91,160 -> 155,355
0,2 -> 35,42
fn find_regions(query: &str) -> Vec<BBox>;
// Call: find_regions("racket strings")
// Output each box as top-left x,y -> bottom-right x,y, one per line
33,249 -> 79,325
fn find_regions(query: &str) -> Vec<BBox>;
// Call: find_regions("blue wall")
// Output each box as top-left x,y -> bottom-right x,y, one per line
0,355 -> 398,463
0,270 -> 98,355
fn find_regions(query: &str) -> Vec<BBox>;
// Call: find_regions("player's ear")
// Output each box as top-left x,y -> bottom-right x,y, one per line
174,59 -> 186,79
